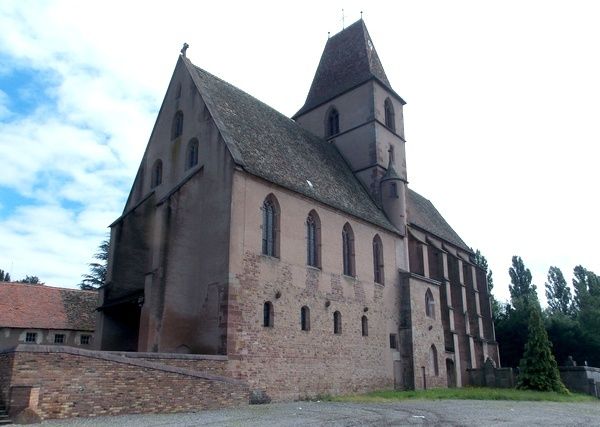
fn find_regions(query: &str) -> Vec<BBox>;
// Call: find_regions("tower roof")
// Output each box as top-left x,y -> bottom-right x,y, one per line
294,19 -> 404,118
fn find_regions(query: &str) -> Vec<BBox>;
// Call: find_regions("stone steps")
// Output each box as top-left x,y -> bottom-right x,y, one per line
0,404 -> 11,425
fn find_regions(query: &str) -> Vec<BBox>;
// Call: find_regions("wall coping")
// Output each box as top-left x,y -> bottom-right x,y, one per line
2,345 -> 245,387
106,351 -> 228,361
559,365 -> 600,373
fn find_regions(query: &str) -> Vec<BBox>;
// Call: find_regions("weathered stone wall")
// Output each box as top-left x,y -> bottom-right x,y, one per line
227,172 -> 404,400
1,345 -> 248,420
0,352 -> 13,404
406,275 -> 447,389
559,366 -> 600,398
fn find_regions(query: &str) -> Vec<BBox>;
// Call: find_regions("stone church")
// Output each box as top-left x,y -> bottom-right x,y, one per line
97,19 -> 499,399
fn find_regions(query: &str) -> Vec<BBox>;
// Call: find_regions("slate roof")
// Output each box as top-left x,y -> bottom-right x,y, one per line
185,59 -> 398,233
0,282 -> 97,331
407,189 -> 470,251
181,20 -> 471,253
294,19 -> 403,118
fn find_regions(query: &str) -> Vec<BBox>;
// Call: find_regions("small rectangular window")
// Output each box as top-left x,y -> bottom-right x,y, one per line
389,333 -> 398,349
25,332 -> 37,343
54,334 -> 65,344
80,335 -> 91,345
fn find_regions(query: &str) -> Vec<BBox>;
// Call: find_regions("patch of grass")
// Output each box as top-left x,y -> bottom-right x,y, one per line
331,387 -> 596,403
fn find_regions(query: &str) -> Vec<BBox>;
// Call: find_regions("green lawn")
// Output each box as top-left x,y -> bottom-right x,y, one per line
328,387 -> 596,403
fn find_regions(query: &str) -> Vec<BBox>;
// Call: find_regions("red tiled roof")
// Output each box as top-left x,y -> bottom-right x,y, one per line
0,282 -> 98,331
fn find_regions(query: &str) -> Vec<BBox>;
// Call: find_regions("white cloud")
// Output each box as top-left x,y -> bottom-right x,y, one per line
0,0 -> 599,298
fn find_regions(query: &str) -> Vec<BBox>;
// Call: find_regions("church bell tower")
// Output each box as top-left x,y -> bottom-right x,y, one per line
294,19 -> 408,235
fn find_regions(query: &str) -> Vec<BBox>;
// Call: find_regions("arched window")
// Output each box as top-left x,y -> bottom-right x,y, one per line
151,159 -> 163,188
342,223 -> 355,277
373,234 -> 384,284
327,107 -> 340,137
384,98 -> 395,132
172,110 -> 184,139
333,311 -> 342,334
361,315 -> 368,337
429,344 -> 439,376
261,195 -> 279,257
185,138 -> 199,170
175,83 -> 182,99
425,289 -> 435,319
301,306 -> 310,331
263,301 -> 273,327
306,210 -> 321,268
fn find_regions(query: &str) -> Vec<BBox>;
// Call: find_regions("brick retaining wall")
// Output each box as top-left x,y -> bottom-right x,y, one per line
0,345 -> 248,420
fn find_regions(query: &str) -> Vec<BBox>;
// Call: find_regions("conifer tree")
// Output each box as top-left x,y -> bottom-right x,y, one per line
0,269 -> 10,282
517,305 -> 568,393
79,238 -> 109,290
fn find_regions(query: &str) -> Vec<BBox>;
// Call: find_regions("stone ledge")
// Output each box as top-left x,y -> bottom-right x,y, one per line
3,345 -> 243,386
110,351 -> 228,361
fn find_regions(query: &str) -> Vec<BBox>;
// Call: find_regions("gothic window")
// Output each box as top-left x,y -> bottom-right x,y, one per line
429,344 -> 439,376
384,98 -> 395,132
151,159 -> 163,188
185,138 -> 199,170
425,289 -> 436,319
175,83 -> 182,99
342,223 -> 355,277
361,315 -> 368,337
172,110 -> 184,139
301,306 -> 310,331
333,311 -> 342,334
373,234 -> 384,284
261,195 -> 279,257
263,301 -> 274,327
306,210 -> 321,268
327,107 -> 340,137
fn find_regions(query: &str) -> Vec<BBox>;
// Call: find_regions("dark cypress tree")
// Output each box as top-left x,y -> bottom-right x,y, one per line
517,306 -> 568,393
0,269 -> 10,282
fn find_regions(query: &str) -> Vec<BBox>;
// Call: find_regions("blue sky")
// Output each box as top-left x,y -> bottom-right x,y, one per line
1,0 -> 599,303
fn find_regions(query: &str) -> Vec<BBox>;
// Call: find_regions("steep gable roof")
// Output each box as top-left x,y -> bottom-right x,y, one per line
0,283 -> 97,331
184,58 -> 398,234
294,19 -> 404,118
407,189 -> 471,251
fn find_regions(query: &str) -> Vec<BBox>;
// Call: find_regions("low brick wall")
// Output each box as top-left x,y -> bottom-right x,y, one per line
0,345 -> 248,420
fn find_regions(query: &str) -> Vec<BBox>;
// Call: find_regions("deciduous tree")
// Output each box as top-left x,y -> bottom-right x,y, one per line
544,266 -> 572,316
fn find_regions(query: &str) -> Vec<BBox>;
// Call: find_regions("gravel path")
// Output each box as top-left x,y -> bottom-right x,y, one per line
39,400 -> 600,426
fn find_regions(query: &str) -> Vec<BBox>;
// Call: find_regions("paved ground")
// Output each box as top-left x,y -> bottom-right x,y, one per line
40,400 -> 600,426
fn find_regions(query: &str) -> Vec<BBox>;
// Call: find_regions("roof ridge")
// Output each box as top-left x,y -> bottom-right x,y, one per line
0,282 -> 97,292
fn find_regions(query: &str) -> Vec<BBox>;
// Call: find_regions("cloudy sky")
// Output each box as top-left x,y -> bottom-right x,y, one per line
0,1 -> 598,303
